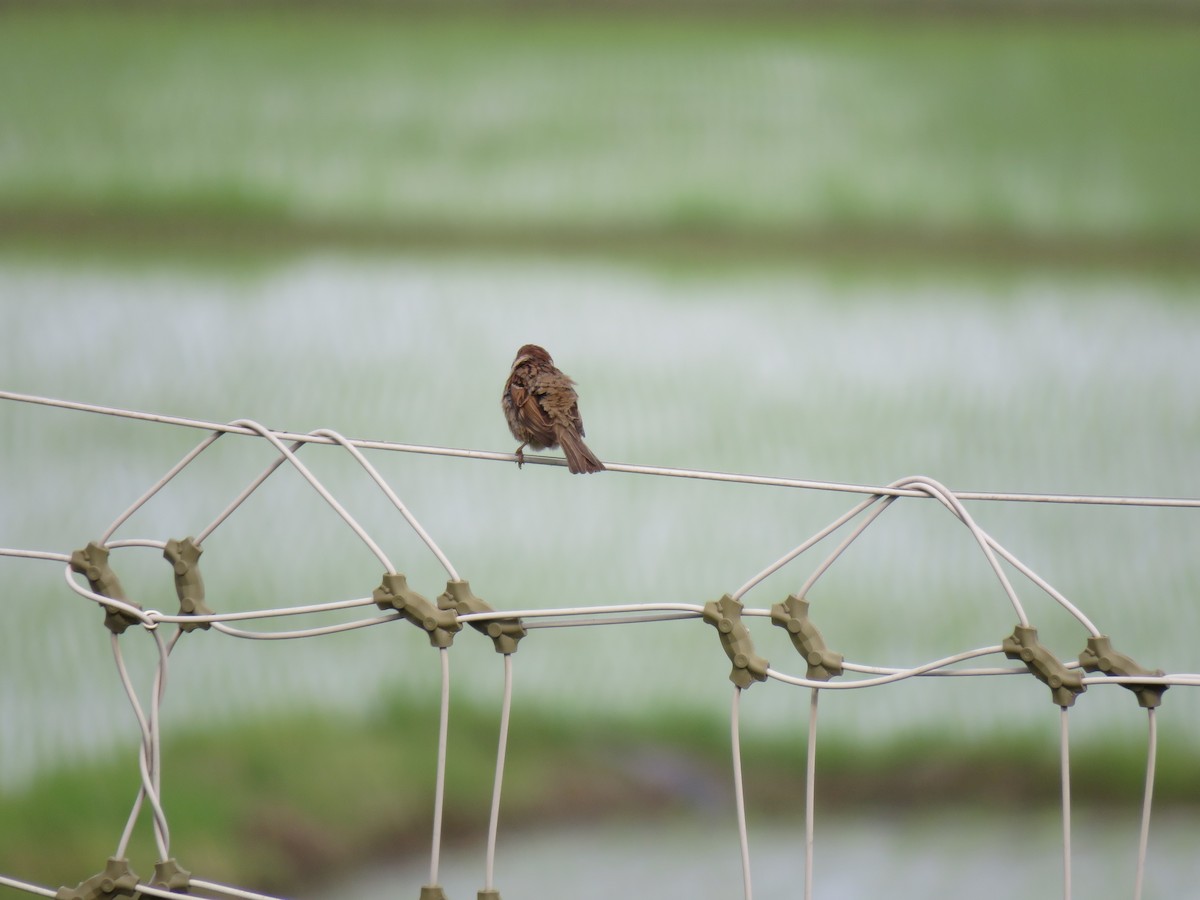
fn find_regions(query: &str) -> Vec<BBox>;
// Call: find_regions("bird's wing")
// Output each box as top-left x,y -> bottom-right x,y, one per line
532,372 -> 585,434
512,382 -> 556,441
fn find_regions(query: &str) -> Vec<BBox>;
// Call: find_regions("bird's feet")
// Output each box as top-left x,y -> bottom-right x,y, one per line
515,444 -> 526,469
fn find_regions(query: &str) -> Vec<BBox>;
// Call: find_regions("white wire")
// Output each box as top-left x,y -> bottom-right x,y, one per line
131,887 -> 196,900
50,558 -> 1200,690
312,428 -> 460,582
732,493 -> 886,599
231,420 -> 397,571
0,548 -> 72,563
804,688 -> 818,900
213,613 -> 400,641
101,431 -> 224,544
1060,706 -> 1073,900
844,660 -> 1027,676
63,564 -> 151,627
148,628 -> 172,858
794,495 -> 897,600
5,390 -> 1199,508
484,653 -> 515,893
982,536 -> 1101,637
1133,708 -> 1157,900
430,647 -> 451,888
189,878 -> 291,900
0,873 -> 58,897
195,439 -> 300,546
768,646 -> 1005,689
110,632 -> 170,860
730,687 -> 753,900
458,603 -> 705,623
522,611 -> 701,629
894,475 -> 1030,626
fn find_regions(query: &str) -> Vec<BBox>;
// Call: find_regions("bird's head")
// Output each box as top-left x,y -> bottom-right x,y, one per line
513,344 -> 553,366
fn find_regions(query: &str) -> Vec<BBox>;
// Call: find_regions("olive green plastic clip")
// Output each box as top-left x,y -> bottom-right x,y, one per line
1003,624 -> 1085,707
438,580 -> 526,654
374,573 -> 462,648
769,595 -> 843,681
55,857 -> 139,899
477,890 -> 501,900
419,885 -> 449,900
149,858 -> 191,892
69,542 -> 143,635
1079,635 -> 1168,709
163,537 -> 213,632
702,594 -> 769,689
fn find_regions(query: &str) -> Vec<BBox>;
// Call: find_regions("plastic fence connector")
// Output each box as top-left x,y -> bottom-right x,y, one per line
374,573 -> 462,648
702,594 -> 769,689
477,890 -> 502,900
419,885 -> 449,900
55,857 -> 139,900
1003,624 -> 1086,707
163,537 -> 213,632
149,858 -> 191,892
69,542 -> 143,635
438,580 -> 526,654
769,594 -> 844,681
1079,635 -> 1168,709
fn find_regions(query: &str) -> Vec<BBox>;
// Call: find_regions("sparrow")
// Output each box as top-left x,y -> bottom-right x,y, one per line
502,344 -> 605,474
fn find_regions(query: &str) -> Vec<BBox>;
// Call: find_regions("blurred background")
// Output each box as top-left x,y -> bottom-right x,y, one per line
2,2 -> 1199,898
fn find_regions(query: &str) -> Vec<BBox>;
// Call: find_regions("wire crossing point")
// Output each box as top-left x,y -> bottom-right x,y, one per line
374,573 -> 462,648
438,580 -> 527,654
149,858 -> 191,892
703,594 -> 769,689
163,537 -> 213,632
68,542 -> 143,635
769,594 -> 844,681
55,857 -> 139,900
1079,635 -> 1168,709
1003,625 -> 1086,707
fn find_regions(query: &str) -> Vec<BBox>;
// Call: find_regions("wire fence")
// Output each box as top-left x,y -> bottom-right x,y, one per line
1,389 -> 1197,900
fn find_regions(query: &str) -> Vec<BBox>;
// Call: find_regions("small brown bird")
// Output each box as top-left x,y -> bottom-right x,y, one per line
502,344 -> 605,474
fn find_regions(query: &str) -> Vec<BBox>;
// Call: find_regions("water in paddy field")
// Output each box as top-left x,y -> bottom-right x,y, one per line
311,812 -> 1200,900
1,250 -> 1199,790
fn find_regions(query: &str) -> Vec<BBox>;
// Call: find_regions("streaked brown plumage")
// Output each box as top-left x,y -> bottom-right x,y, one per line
502,344 -> 604,474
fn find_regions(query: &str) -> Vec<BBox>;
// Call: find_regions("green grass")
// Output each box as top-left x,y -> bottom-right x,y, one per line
1,6 -> 1198,258
3,693 -> 1191,896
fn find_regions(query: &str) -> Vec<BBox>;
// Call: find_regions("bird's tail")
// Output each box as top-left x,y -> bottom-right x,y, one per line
557,428 -> 605,474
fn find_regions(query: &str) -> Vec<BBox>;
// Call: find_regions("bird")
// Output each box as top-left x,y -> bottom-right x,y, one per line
502,344 -> 605,474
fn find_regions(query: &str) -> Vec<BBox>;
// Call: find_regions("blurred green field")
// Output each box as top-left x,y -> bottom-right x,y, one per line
1,5 -> 1198,259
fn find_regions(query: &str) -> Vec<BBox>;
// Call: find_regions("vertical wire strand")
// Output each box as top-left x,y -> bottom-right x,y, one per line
1133,708 -> 1157,900
147,627 -> 171,859
731,686 -> 753,900
484,653 -> 515,893
110,634 -> 168,860
804,688 -> 819,900
1060,706 -> 1072,900
429,647 -> 451,888
114,628 -> 181,862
